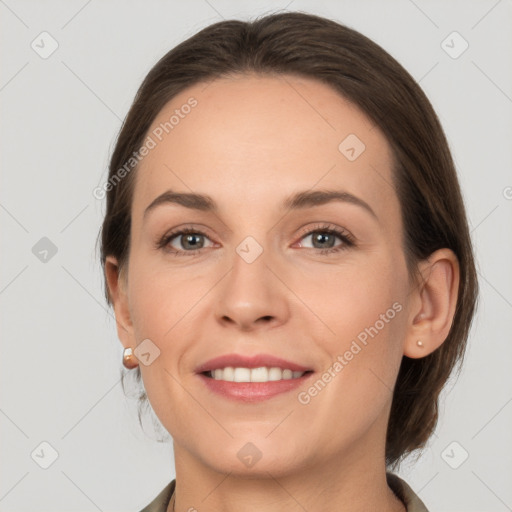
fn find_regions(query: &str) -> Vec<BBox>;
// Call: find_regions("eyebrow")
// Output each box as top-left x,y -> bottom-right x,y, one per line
143,188 -> 377,220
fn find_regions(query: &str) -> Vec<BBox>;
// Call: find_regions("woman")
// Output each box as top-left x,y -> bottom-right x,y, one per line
100,12 -> 477,512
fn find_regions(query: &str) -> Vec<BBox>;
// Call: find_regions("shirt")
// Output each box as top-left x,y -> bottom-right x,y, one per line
139,472 -> 429,511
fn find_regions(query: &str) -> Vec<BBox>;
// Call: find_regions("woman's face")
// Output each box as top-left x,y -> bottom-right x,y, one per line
115,74 -> 415,475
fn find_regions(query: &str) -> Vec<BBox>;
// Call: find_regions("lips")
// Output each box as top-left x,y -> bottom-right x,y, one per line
195,353 -> 314,402
195,353 -> 312,374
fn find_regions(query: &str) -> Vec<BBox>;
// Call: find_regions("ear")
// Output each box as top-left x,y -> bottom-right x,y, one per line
403,248 -> 460,359
105,256 -> 136,351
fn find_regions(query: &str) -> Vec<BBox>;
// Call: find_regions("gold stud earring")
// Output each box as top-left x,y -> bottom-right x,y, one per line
122,347 -> 139,369
416,340 -> 424,348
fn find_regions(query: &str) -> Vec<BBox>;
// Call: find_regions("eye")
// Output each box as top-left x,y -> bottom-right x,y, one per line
296,223 -> 355,255
156,222 -> 355,257
157,227 -> 214,255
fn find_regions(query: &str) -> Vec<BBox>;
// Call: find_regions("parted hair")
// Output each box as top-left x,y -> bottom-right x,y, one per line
100,11 -> 478,468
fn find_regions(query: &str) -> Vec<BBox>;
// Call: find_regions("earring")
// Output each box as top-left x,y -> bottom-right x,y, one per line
122,347 -> 139,369
416,340 -> 424,348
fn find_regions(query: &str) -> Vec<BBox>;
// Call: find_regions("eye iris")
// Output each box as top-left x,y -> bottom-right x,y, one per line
313,232 -> 335,249
181,233 -> 204,250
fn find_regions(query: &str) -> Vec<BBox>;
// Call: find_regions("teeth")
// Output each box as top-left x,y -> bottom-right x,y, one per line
209,366 -> 306,382
250,366 -> 268,382
233,367 -> 251,382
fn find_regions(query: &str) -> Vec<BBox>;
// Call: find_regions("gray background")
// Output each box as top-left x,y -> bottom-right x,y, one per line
1,0 -> 511,511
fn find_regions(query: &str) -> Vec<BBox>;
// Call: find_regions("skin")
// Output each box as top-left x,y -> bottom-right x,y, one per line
106,74 -> 459,512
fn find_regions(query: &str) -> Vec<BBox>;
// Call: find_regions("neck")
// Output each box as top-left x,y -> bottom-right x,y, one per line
169,443 -> 405,512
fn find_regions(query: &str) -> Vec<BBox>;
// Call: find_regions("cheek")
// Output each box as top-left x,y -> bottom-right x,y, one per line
126,253 -> 202,340
313,257 -> 403,331
296,261 -> 407,431
305,253 -> 408,383
126,260 -> 198,430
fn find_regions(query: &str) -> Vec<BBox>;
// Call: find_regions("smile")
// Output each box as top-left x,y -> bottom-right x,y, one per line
205,367 -> 307,382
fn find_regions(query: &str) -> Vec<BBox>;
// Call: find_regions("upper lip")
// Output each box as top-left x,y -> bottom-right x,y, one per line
195,353 -> 312,373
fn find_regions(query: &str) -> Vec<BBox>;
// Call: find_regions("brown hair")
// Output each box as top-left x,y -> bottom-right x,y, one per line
99,11 -> 478,468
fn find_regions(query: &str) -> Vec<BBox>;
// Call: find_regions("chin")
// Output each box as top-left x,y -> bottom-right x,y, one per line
194,438 -> 308,478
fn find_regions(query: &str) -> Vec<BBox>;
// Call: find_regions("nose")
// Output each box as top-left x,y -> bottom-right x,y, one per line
214,248 -> 290,332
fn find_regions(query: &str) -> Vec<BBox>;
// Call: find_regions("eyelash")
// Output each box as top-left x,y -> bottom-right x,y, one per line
156,223 -> 356,257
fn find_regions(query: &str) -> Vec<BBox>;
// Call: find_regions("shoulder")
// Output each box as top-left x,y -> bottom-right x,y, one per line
138,480 -> 175,512
386,472 -> 430,512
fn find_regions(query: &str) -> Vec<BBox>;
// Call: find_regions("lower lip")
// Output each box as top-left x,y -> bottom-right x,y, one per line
197,372 -> 313,402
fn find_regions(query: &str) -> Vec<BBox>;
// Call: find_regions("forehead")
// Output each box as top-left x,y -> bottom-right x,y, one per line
132,73 -> 396,218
